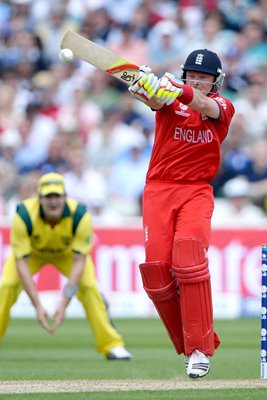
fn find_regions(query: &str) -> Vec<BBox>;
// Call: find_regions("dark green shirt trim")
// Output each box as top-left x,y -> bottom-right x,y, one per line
17,204 -> 33,236
72,203 -> 87,234
63,203 -> 71,217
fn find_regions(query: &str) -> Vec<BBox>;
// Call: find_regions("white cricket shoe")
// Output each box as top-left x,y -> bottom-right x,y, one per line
186,350 -> 210,378
184,355 -> 189,370
107,346 -> 133,360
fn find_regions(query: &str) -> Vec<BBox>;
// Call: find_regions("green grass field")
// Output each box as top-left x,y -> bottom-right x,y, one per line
0,318 -> 266,399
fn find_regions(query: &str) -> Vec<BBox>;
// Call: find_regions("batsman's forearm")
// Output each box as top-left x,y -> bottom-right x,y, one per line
187,89 -> 220,119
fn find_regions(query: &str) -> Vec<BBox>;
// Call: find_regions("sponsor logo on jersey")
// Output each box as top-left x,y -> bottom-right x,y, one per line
61,236 -> 71,246
175,103 -> 190,117
174,127 -> 213,143
32,246 -> 66,254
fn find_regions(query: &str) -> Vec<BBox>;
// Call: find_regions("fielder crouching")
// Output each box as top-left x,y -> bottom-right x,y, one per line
128,49 -> 235,378
0,172 -> 132,361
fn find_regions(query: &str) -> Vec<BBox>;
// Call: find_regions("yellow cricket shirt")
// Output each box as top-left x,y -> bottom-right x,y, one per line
11,198 -> 92,259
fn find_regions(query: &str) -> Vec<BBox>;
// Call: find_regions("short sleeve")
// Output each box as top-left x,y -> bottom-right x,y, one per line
11,213 -> 32,258
72,212 -> 93,255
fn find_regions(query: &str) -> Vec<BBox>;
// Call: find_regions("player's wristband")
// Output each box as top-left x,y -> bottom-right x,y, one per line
179,84 -> 194,104
63,283 -> 78,299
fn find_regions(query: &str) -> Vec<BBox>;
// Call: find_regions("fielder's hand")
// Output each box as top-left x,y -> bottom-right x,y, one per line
128,65 -> 159,102
51,304 -> 66,333
156,72 -> 184,106
36,304 -> 54,334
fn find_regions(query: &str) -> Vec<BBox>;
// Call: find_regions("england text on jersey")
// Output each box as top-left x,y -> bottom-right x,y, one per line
174,128 -> 213,143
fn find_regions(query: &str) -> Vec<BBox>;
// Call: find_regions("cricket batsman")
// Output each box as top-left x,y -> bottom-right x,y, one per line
128,49 -> 235,377
0,172 -> 132,360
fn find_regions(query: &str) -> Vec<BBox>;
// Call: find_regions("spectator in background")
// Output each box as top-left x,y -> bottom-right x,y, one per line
31,71 -> 61,121
233,83 -> 267,139
0,128 -> 21,164
49,61 -> 80,107
108,134 -> 149,216
0,81 -> 18,134
212,113 -> 251,196
14,102 -> 57,174
86,105 -> 149,166
85,69 -> 121,113
0,67 -> 33,118
63,145 -> 108,214
104,0 -> 144,26
85,6 -> 114,43
34,3 -> 78,64
130,2 -> 154,39
4,171 -> 40,220
86,116 -> 117,176
242,137 -> 267,183
184,10 -> 235,58
222,32 -> 250,97
57,79 -> 103,144
240,20 -> 267,72
214,134 -> 267,213
113,91 -> 143,126
243,136 -> 267,212
0,158 -> 18,217
218,0 -> 252,31
147,19 -> 185,76
107,22 -> 149,67
38,135 -> 69,174
212,176 -> 267,227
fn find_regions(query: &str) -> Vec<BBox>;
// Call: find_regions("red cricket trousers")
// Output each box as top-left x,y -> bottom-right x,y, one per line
142,181 -> 214,263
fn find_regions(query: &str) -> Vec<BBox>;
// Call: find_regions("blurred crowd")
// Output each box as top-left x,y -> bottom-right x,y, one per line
0,0 -> 267,227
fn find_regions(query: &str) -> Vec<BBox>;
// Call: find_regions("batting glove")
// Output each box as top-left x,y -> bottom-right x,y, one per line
128,65 -> 159,102
156,72 -> 184,106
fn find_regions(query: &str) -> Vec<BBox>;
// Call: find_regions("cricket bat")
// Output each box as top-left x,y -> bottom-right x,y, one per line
60,31 -> 140,85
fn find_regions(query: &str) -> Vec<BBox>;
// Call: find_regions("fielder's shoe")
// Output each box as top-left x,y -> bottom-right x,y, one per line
186,350 -> 210,378
107,346 -> 132,360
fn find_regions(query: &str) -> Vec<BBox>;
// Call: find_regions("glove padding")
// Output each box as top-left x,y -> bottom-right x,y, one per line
128,65 -> 159,102
156,72 -> 184,106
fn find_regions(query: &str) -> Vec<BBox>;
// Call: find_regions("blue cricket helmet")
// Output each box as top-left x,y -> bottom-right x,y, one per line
181,49 -> 225,91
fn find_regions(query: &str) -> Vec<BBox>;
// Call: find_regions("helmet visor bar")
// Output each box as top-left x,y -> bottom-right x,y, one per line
181,68 -> 225,91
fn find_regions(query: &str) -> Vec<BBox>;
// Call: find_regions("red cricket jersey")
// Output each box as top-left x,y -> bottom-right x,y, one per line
146,93 -> 235,183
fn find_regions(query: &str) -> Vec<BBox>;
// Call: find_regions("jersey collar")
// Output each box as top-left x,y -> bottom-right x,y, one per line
39,202 -> 71,220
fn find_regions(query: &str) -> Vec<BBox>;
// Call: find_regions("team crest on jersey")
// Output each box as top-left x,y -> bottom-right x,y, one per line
175,103 -> 190,117
61,236 -> 71,247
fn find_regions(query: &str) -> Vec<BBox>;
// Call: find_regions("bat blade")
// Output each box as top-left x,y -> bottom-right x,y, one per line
61,31 -> 139,85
